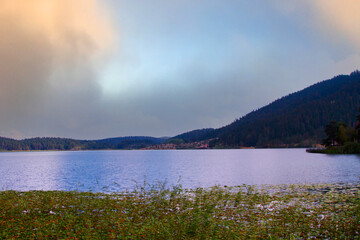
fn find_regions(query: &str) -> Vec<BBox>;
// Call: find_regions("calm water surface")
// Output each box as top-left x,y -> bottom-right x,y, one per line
0,149 -> 359,192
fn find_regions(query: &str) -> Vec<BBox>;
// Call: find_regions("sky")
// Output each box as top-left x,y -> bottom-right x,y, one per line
0,0 -> 359,140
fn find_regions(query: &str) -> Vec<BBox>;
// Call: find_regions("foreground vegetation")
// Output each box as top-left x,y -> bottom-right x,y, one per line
1,183 -> 359,239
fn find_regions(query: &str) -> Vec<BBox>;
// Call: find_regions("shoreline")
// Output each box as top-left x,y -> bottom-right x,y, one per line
0,147 -> 309,153
1,182 -> 359,193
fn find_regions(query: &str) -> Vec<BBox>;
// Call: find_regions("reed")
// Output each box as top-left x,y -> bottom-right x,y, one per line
1,183 -> 359,239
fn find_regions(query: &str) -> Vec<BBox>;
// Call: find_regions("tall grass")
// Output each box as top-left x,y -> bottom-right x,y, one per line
1,183 -> 359,239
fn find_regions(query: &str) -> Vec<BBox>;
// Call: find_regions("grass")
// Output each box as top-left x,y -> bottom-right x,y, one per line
307,142 -> 360,154
1,183 -> 359,239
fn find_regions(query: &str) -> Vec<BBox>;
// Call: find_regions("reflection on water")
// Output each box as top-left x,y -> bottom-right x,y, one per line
0,149 -> 359,192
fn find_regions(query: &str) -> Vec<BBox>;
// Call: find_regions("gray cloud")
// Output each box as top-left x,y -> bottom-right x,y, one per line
0,0 -> 113,139
0,0 -> 359,139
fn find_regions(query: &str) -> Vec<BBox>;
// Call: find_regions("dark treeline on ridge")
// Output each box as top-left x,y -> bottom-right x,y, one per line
1,70 -> 360,150
172,70 -> 360,148
0,136 -> 168,151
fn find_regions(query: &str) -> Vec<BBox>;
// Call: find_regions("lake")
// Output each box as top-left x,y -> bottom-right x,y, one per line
0,149 -> 359,192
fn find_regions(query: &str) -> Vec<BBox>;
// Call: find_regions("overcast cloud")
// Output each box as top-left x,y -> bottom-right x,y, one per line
0,0 -> 359,139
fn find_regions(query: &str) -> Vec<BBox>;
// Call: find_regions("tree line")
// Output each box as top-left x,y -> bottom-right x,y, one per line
0,137 -> 166,151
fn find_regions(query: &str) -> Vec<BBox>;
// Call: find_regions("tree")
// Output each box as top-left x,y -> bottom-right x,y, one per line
356,107 -> 360,141
324,121 -> 339,146
324,121 -> 356,147
336,123 -> 355,145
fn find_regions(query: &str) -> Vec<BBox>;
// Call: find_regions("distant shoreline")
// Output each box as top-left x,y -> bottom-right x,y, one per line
0,147 -> 310,153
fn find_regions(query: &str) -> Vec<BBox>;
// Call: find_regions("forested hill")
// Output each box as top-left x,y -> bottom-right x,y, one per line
0,136 -> 168,151
173,70 -> 360,148
171,128 -> 216,143
2,71 -> 360,150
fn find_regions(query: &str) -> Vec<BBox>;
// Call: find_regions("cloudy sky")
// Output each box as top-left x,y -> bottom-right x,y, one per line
0,0 -> 359,139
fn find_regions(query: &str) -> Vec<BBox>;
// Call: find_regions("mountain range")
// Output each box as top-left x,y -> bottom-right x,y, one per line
1,70 -> 359,150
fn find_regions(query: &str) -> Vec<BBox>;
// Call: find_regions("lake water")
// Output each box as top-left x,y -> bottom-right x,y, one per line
0,149 -> 359,192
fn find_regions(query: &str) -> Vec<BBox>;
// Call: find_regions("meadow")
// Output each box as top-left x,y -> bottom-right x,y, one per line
1,183 -> 359,239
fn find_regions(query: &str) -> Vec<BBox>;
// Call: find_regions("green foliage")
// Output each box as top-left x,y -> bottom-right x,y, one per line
337,124 -> 356,145
322,142 -> 360,154
319,107 -> 360,153
323,121 -> 356,146
1,184 -> 359,239
166,138 -> 185,144
343,142 -> 360,154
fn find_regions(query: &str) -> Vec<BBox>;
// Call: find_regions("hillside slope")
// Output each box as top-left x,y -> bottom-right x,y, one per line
174,70 -> 360,148
171,128 -> 215,143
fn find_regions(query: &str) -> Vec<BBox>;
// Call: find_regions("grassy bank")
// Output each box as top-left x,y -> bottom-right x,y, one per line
307,142 -> 360,154
1,184 -> 359,239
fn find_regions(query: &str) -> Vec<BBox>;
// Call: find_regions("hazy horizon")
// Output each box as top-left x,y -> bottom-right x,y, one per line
1,0 -> 359,139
